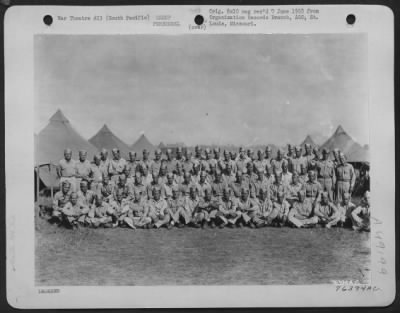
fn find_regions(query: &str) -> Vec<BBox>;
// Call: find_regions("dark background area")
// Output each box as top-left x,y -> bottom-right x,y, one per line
0,0 -> 398,312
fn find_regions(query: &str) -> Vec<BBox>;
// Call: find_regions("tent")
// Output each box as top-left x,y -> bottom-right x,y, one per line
321,125 -> 369,162
35,109 -> 99,166
131,133 -> 156,157
300,135 -> 316,148
158,142 -> 166,149
89,124 -> 131,159
347,145 -> 370,163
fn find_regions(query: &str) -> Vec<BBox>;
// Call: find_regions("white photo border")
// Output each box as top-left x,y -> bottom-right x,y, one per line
5,4 -> 395,308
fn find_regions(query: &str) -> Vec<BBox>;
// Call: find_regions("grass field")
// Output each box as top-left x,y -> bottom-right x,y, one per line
35,215 -> 370,286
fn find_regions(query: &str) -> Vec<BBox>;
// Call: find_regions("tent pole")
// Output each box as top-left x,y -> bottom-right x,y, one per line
35,166 -> 39,203
50,164 -> 54,200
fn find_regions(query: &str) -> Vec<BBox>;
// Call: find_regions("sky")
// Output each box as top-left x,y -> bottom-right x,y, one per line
34,34 -> 369,147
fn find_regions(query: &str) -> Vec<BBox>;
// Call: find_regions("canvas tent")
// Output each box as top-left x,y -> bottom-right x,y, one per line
131,133 -> 156,157
300,135 -> 316,148
35,109 -> 99,166
321,125 -> 369,163
89,124 -> 131,159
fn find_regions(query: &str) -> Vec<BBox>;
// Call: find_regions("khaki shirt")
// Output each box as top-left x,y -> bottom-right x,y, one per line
314,201 -> 338,218
317,159 -> 336,181
336,163 -> 356,189
53,190 -> 71,209
302,180 -> 322,199
75,160 -> 92,179
108,158 -> 127,176
290,198 -> 314,218
77,190 -> 95,206
58,159 -> 76,177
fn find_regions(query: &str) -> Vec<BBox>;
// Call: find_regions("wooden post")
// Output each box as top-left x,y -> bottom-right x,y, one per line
49,164 -> 54,201
35,165 -> 40,203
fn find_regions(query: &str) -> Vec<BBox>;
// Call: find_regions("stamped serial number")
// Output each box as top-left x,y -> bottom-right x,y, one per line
38,288 -> 60,294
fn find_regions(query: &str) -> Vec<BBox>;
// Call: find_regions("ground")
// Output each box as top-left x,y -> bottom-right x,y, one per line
35,214 -> 370,286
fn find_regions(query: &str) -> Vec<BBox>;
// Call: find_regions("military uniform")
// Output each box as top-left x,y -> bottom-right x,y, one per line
100,180 -> 115,202
316,159 -> 336,201
75,160 -> 93,187
196,196 -> 220,224
77,189 -> 96,207
99,158 -> 110,178
90,163 -> 105,192
270,181 -> 288,202
61,202 -> 90,227
281,171 -> 292,186
126,160 -> 139,179
109,197 -> 132,226
250,178 -> 271,200
337,201 -> 356,224
150,160 -> 162,176
267,200 -> 290,225
139,159 -> 153,173
126,197 -> 152,228
161,182 -> 178,199
271,158 -> 285,173
128,182 -> 147,200
164,158 -> 177,174
108,158 -> 127,182
314,200 -> 340,228
58,159 -> 77,191
146,182 -> 165,199
52,190 -> 71,221
304,153 -> 315,171
289,156 -> 307,175
286,181 -> 303,205
229,180 -> 250,198
217,197 -> 241,225
235,197 -> 260,225
254,159 -> 267,174
184,195 -> 200,224
196,180 -> 211,198
335,163 -> 356,202
167,195 -> 187,224
210,180 -> 227,200
350,201 -> 370,231
302,180 -> 322,201
88,201 -> 113,227
235,157 -> 249,174
288,198 -> 318,228
148,198 -> 171,228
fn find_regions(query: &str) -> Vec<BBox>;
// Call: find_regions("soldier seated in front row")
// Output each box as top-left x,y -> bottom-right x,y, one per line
287,190 -> 318,228
350,191 -> 370,232
87,194 -> 114,228
60,192 -> 90,228
313,192 -> 340,228
51,180 -> 72,223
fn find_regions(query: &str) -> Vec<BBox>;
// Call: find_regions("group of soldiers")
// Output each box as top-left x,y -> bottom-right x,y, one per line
51,144 -> 371,231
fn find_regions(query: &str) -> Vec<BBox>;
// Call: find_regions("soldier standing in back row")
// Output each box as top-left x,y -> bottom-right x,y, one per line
108,148 -> 127,183
316,148 -> 336,202
57,148 -> 77,192
75,150 -> 92,188
335,152 -> 355,203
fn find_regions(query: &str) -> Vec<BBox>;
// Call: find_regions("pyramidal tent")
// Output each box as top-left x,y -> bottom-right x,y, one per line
89,124 -> 131,159
301,135 -> 316,147
35,109 -> 99,165
131,133 -> 156,157
321,125 -> 368,162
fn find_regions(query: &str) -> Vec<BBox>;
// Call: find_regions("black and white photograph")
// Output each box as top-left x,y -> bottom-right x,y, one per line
34,33 -> 371,286
5,5 -> 395,308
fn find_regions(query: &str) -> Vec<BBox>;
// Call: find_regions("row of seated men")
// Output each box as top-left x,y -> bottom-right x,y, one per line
51,171 -> 370,231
